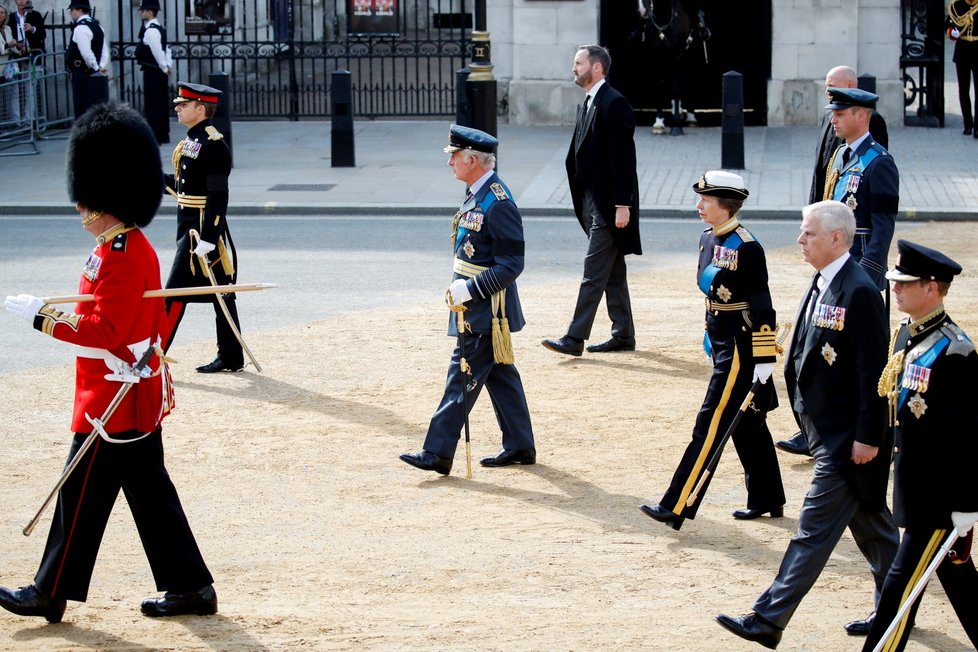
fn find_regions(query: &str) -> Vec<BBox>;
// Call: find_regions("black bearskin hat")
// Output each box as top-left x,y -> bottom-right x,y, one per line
67,103 -> 163,228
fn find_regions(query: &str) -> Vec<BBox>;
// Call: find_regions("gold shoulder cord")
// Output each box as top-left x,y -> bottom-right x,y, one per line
877,326 -> 905,425
171,140 -> 185,184
822,144 -> 845,201
949,1 -> 978,35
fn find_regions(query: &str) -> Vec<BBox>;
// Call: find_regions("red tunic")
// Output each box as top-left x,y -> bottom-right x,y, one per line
34,225 -> 172,433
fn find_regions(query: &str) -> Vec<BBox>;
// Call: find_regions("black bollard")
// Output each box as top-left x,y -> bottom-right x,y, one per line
857,74 -> 877,94
721,70 -> 744,170
331,70 -> 355,168
456,67 -> 471,127
208,71 -> 234,166
466,78 -> 497,138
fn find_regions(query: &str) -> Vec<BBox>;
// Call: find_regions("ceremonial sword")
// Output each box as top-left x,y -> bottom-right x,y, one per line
446,290 -> 473,479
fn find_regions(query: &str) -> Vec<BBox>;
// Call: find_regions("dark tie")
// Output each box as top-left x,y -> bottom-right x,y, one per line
799,272 -> 822,337
842,147 -> 852,167
575,95 -> 590,147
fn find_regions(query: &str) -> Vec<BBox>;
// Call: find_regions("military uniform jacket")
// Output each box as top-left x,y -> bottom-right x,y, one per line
828,137 -> 899,289
889,311 -> 978,529
29,226 -> 170,434
564,82 -> 642,256
810,111 -> 888,205
165,119 -> 236,298
450,173 -> 526,336
697,218 -> 778,364
785,257 -> 891,510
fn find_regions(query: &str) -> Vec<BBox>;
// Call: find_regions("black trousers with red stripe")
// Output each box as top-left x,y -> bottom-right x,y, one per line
34,428 -> 212,602
863,527 -> 978,651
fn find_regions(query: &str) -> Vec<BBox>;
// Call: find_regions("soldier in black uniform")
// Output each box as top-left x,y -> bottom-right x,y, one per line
65,0 -> 109,119
640,172 -> 784,531
863,241 -> 978,652
948,0 -> 978,137
400,125 -> 536,475
135,0 -> 170,144
160,82 -> 244,373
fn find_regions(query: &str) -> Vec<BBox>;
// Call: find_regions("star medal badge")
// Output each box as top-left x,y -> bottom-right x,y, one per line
845,195 -> 858,211
821,342 -> 837,366
908,394 -> 927,419
716,285 -> 732,302
463,239 -> 476,259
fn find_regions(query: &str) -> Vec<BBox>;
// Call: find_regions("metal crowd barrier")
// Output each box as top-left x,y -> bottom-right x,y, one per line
30,52 -> 74,140
0,55 -> 38,156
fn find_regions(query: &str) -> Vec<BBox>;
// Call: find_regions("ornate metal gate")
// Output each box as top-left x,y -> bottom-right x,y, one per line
113,0 -> 470,119
900,0 -> 945,127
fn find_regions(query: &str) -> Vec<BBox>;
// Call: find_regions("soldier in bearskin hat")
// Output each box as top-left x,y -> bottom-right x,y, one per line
0,103 -> 216,623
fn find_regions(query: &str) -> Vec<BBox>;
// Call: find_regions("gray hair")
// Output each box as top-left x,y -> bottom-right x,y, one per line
461,149 -> 496,169
802,200 -> 855,248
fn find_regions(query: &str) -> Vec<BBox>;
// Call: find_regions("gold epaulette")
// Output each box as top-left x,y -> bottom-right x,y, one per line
205,125 -> 224,141
735,225 -> 755,243
490,182 -> 509,201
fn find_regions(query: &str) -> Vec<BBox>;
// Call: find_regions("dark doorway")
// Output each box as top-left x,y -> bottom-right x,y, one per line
600,1 -> 772,126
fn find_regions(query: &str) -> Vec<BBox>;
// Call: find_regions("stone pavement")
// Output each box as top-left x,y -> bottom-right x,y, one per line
2,112 -> 976,220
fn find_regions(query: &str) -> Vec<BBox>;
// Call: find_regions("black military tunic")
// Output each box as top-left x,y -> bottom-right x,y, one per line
656,217 -> 785,518
864,309 -> 978,651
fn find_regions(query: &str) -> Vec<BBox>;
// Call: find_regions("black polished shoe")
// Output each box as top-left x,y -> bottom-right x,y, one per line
715,612 -> 783,649
541,336 -> 584,357
195,357 -> 244,373
0,584 -> 67,624
844,612 -> 875,636
733,506 -> 785,520
480,448 -> 536,467
774,431 -> 812,457
141,585 -> 217,617
585,336 -> 636,353
399,450 -> 453,475
639,503 -> 685,531
964,127 -> 973,136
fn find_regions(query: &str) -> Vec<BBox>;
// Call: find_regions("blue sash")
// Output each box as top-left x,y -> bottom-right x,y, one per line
897,335 -> 950,410
455,179 -> 513,250
698,230 -> 744,356
833,146 -> 882,203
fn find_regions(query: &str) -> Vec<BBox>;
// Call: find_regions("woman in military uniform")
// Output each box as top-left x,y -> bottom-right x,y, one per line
640,171 -> 784,531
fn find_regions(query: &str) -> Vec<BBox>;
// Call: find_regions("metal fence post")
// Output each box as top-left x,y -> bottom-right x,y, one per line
331,69 -> 355,168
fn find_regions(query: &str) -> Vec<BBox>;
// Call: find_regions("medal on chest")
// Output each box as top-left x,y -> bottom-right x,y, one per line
907,393 -> 928,419
901,363 -> 932,393
711,244 -> 738,271
463,239 -> 476,259
821,342 -> 837,366
82,250 -> 103,282
458,209 -> 484,232
181,139 -> 201,159
844,171 -> 861,210
813,303 -> 847,331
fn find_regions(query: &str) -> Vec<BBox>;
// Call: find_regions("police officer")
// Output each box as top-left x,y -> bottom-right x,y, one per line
65,0 -> 109,119
160,82 -> 244,373
0,104 -> 215,623
863,241 -> 978,651
399,125 -> 536,475
136,0 -> 170,144
640,171 -> 785,531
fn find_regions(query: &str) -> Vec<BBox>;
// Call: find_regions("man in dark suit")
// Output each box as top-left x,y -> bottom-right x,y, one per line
863,241 -> 978,652
399,125 -> 535,475
542,44 -> 641,357
10,0 -> 46,56
809,65 -> 888,205
715,200 -> 899,650
779,85 -> 899,461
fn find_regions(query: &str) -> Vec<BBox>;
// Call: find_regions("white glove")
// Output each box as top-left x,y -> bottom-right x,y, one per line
3,294 -> 44,323
951,511 -> 978,537
193,240 -> 216,256
448,279 -> 472,305
951,28 -> 961,39
752,362 -> 775,384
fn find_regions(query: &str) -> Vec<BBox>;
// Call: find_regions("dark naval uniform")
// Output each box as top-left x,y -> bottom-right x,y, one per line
947,0 -> 978,136
654,216 -> 784,524
421,173 -> 535,460
864,243 -> 978,652
824,88 -> 900,291
162,99 -> 243,369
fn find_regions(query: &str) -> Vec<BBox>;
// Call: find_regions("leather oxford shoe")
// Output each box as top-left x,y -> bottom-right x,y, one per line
639,503 -> 685,531
733,506 -> 784,520
715,612 -> 783,649
774,431 -> 812,457
141,584 -> 217,617
964,127 -> 974,136
480,448 -> 536,467
541,336 -> 584,357
195,357 -> 244,373
0,584 -> 67,623
399,450 -> 453,475
844,612 -> 875,636
586,336 -> 636,353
